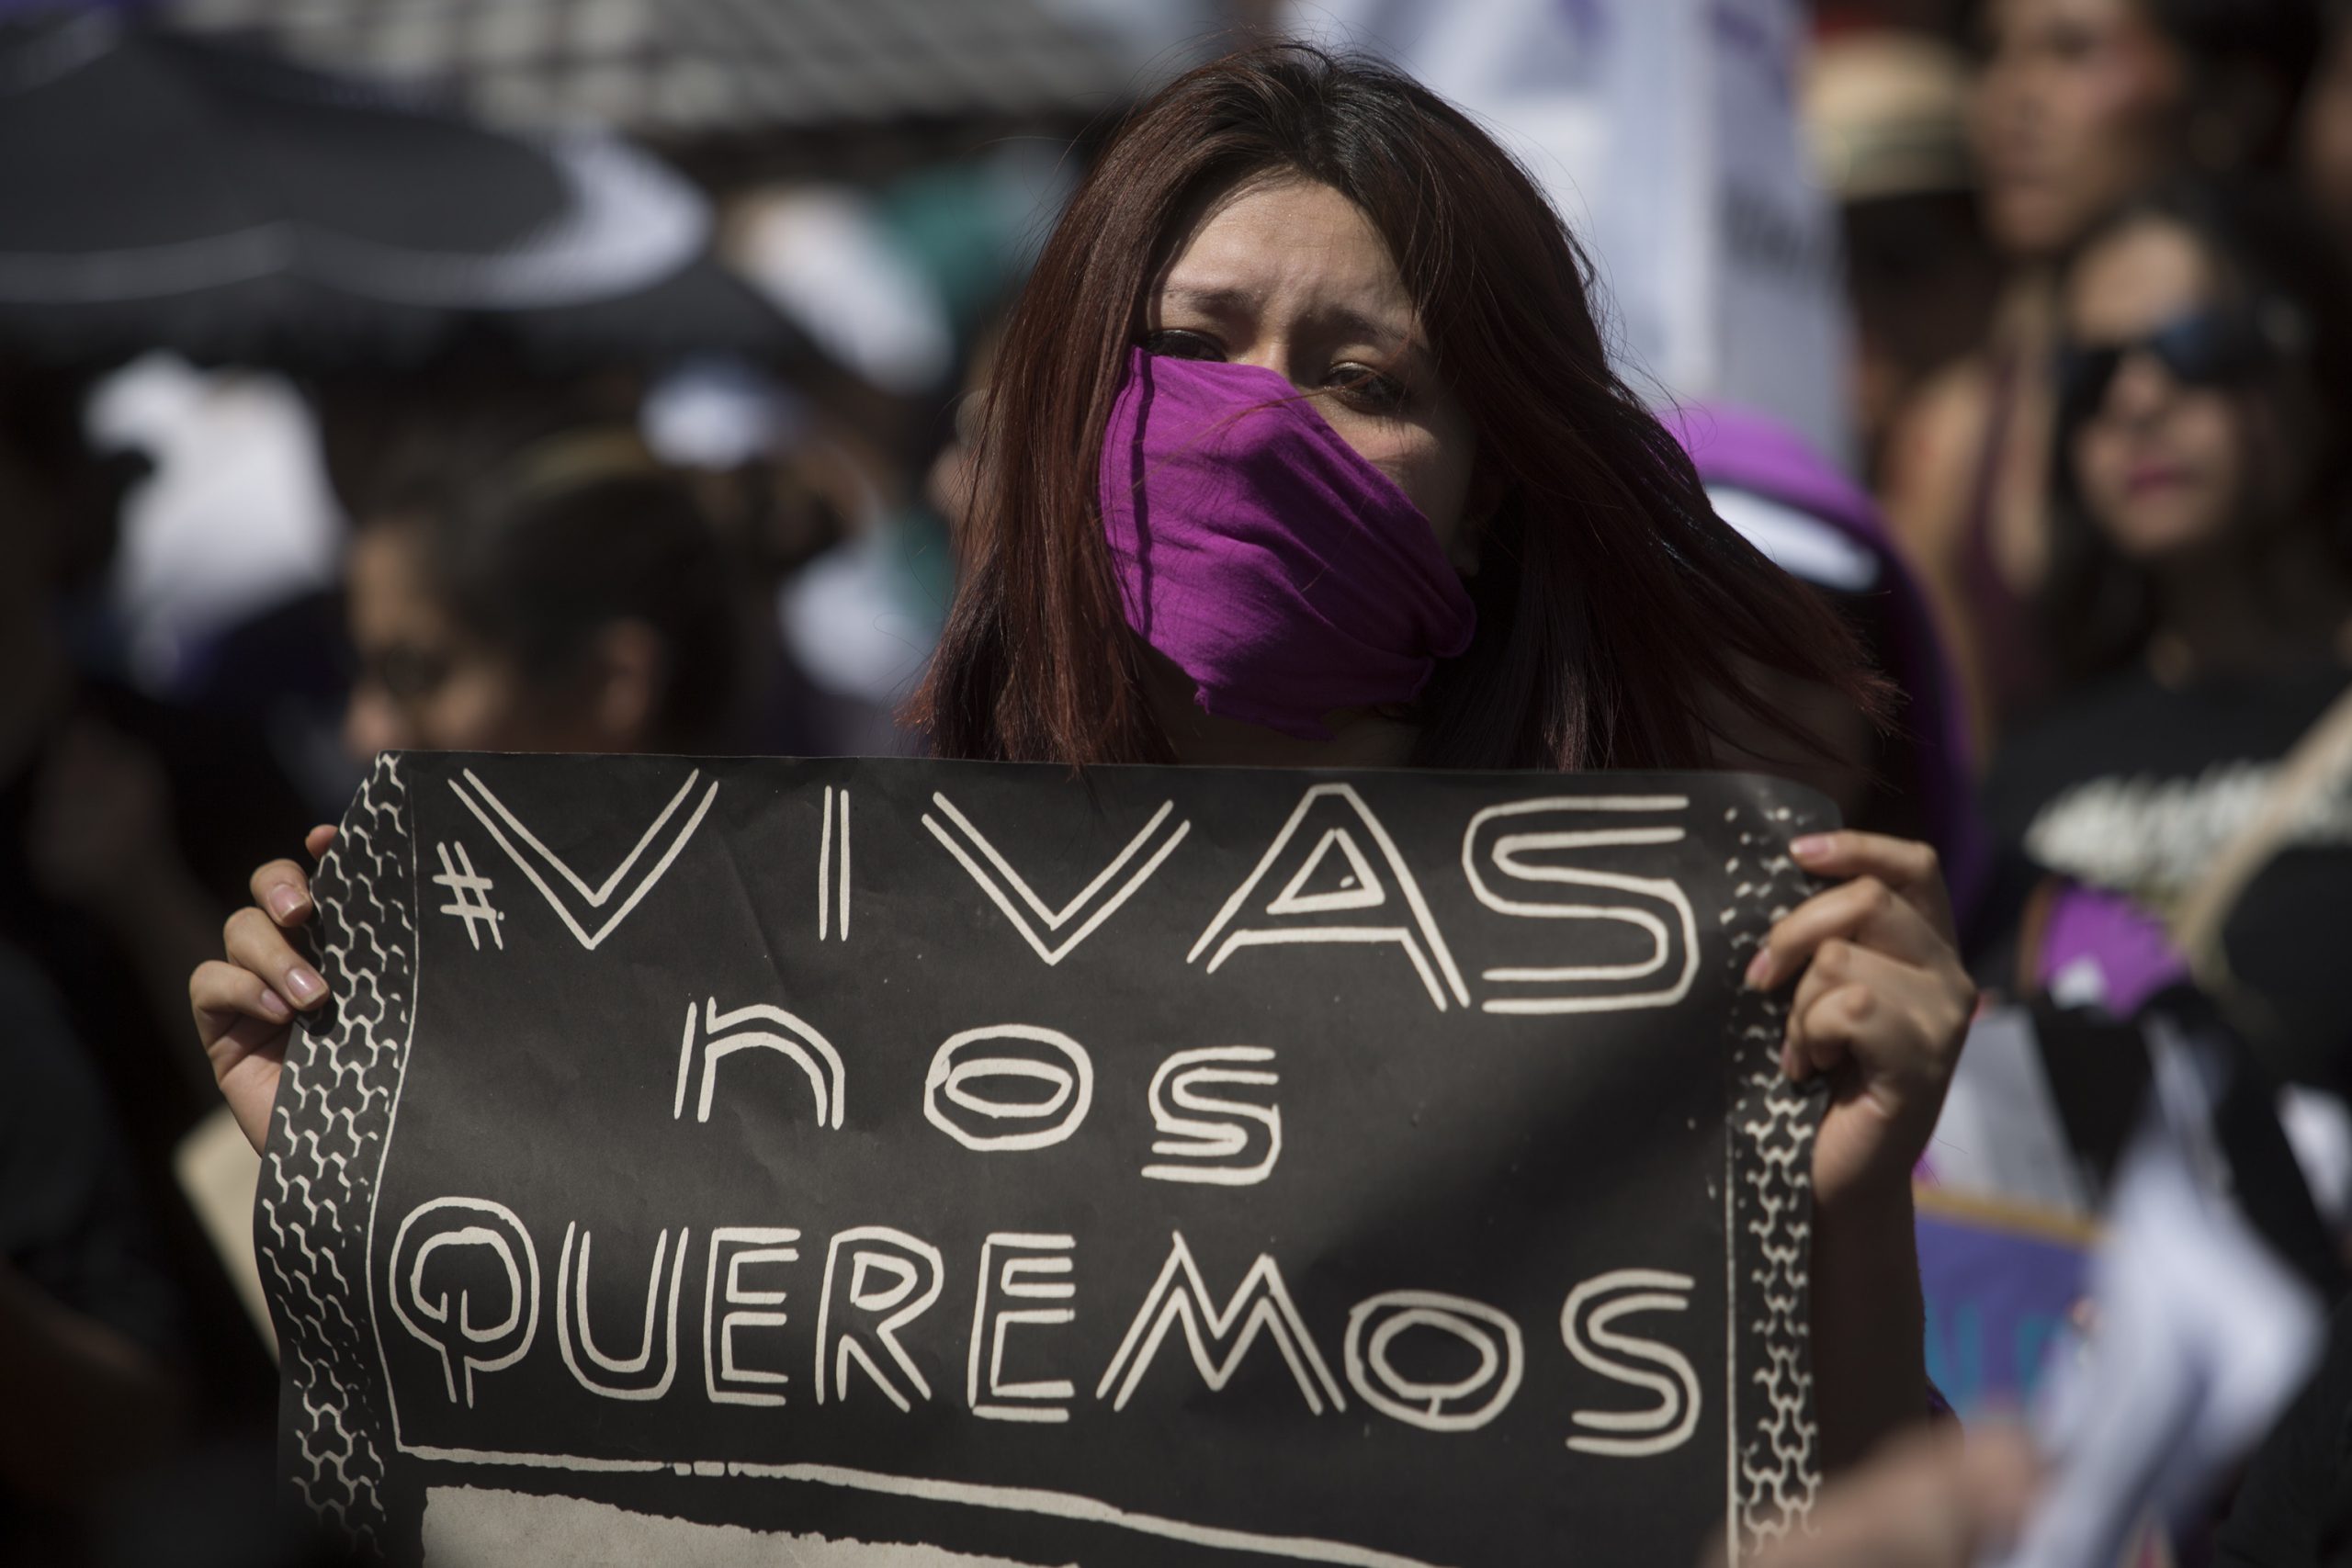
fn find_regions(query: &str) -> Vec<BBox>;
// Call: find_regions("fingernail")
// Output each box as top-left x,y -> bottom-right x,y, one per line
1743,947 -> 1773,989
258,987 -> 290,1021
1780,1043 -> 1804,1080
287,966 -> 325,1004
267,886 -> 308,922
1790,834 -> 1832,862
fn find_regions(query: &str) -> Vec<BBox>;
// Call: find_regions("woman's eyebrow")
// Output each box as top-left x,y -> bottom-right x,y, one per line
1159,283 -> 1259,321
1159,283 -> 1419,356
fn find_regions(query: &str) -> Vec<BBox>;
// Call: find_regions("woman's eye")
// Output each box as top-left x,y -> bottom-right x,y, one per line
1144,328 -> 1224,361
2043,20 -> 2101,65
1329,363 -> 1408,413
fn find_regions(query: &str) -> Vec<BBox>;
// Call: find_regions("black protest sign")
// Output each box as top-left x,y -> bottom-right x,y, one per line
259,754 -> 1828,1567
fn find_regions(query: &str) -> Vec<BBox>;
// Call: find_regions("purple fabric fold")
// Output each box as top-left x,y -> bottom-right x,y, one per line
2036,883 -> 2188,1018
1099,347 -> 1476,739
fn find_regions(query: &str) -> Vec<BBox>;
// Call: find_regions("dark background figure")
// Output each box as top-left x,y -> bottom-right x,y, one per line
1987,180 -> 2352,1102
1805,26 -> 2002,484
331,400 -> 760,762
0,366 -> 304,1444
0,942 -> 185,1562
1879,0 -> 2318,748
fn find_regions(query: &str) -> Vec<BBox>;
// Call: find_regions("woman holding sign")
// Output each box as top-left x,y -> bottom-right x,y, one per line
194,45 -> 1975,1472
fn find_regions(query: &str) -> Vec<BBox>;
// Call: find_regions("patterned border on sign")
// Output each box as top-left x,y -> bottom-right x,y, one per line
254,752 -> 415,1552
1722,792 -> 1826,1553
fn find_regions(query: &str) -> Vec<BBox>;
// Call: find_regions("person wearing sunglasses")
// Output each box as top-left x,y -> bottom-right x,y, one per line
2052,304 -> 2307,432
1984,180 -> 2352,1108
1877,0 -> 2316,750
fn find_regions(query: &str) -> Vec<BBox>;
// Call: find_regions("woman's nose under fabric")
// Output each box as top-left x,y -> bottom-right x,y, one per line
1098,347 -> 1476,740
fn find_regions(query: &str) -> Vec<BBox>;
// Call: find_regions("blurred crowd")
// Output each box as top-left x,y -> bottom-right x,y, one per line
12,0 -> 2352,1564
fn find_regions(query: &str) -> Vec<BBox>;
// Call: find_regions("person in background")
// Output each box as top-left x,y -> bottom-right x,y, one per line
1985,181 -> 2352,1104
1679,402 -> 2341,1402
1804,28 -> 2000,483
190,409 -> 762,1189
0,367 -> 306,1442
187,362 -> 845,818
1879,0 -> 2313,748
335,412 -> 755,761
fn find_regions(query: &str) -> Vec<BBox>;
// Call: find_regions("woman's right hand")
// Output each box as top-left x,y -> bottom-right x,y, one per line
188,826 -> 338,1153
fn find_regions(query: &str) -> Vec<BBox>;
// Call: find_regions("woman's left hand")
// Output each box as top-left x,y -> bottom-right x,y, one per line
1744,830 -> 1975,1208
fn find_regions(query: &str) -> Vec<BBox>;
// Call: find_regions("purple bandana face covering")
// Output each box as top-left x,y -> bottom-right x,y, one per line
1099,347 -> 1476,739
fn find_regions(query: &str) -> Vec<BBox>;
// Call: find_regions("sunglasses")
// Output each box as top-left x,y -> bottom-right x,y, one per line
2055,306 -> 2294,421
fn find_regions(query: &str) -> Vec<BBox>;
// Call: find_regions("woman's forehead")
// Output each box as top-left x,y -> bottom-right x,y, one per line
1154,177 -> 1418,343
347,522 -> 452,638
1984,0 -> 2142,46
2066,219 -> 2215,337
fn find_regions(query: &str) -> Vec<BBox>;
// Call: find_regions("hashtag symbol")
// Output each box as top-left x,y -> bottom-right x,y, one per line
432,840 -> 503,951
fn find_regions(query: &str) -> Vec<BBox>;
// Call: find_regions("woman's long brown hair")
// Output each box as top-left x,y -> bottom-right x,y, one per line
910,43 -> 1883,770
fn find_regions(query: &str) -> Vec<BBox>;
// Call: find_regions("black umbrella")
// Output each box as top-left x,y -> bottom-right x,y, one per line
0,10 -> 808,369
